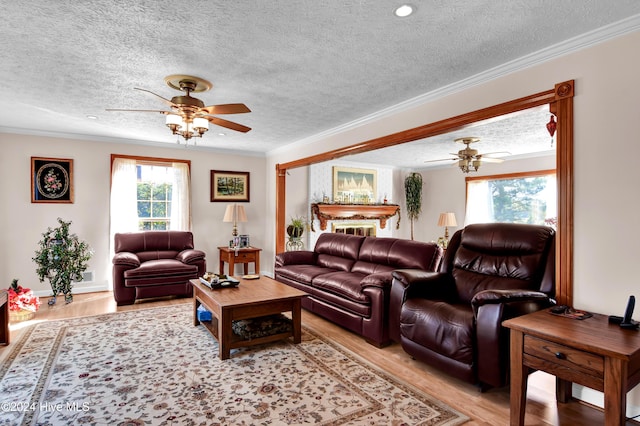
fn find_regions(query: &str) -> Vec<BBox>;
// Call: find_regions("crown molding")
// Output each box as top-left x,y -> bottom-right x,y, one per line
0,126 -> 265,157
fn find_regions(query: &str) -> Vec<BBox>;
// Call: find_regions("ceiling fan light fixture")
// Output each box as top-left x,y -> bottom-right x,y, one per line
193,117 -> 209,135
166,113 -> 182,127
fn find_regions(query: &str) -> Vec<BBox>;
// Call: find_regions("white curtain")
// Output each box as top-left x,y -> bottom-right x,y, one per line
465,179 -> 493,225
110,158 -> 138,235
170,162 -> 191,230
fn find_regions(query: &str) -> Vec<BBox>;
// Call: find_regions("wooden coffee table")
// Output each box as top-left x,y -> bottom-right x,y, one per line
191,276 -> 307,360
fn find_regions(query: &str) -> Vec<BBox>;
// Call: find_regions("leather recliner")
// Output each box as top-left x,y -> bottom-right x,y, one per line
389,223 -> 555,389
112,231 -> 206,305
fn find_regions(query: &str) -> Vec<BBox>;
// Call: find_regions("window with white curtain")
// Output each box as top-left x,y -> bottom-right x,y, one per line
110,155 -> 191,235
465,170 -> 556,227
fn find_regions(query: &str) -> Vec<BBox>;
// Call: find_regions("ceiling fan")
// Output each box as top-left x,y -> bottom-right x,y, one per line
425,137 -> 510,173
106,74 -> 251,142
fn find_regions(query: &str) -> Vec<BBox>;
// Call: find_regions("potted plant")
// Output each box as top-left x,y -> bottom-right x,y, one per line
287,216 -> 308,239
404,172 -> 423,240
32,218 -> 93,305
7,278 -> 41,322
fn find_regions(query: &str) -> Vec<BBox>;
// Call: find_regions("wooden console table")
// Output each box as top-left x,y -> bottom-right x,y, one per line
503,309 -> 640,426
310,203 -> 400,231
218,246 -> 261,276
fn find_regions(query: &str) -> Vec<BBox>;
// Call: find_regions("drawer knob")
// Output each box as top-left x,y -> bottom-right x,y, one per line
555,352 -> 566,360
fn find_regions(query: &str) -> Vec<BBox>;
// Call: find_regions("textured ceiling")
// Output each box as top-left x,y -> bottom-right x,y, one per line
1,1 -> 640,168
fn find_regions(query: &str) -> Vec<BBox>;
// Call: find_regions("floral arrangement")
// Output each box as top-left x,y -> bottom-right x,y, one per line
7,279 -> 41,312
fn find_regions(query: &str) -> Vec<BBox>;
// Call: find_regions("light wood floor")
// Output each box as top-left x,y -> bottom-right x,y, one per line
2,291 -> 637,425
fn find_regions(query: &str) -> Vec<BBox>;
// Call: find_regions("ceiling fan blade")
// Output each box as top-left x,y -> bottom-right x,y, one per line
134,87 -> 175,107
202,103 -> 251,115
105,108 -> 169,114
424,157 -> 458,163
478,157 -> 505,163
480,151 -> 511,157
207,116 -> 251,133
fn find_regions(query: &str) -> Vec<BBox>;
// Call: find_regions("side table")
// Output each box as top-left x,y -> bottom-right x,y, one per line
0,290 -> 9,345
503,308 -> 640,426
218,246 -> 261,276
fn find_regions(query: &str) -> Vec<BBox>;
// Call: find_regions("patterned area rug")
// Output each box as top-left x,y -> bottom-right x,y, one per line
0,304 -> 468,425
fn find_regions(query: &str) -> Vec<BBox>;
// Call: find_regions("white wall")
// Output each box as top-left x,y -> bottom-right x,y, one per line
0,133 -> 267,295
267,31 -> 640,411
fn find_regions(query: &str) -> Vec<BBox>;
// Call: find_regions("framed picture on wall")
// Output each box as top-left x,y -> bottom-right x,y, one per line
210,170 -> 250,202
332,166 -> 377,204
31,157 -> 74,203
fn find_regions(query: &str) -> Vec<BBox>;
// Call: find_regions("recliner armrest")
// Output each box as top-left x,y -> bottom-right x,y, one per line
176,249 -> 206,264
472,289 -> 554,318
275,250 -> 316,268
112,252 -> 140,268
391,269 -> 450,299
471,289 -> 551,308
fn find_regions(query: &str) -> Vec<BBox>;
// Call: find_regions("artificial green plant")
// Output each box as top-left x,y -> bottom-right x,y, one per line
33,218 -> 93,305
404,172 -> 424,240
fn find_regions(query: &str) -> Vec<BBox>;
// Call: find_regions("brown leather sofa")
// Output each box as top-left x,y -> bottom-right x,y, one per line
390,223 -> 555,389
112,231 -> 206,306
274,233 -> 442,347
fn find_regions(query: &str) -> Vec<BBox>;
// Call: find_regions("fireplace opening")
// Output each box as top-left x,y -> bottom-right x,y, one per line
332,222 -> 376,237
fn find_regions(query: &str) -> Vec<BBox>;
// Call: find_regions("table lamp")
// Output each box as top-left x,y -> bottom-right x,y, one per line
223,204 -> 247,237
437,212 -> 457,248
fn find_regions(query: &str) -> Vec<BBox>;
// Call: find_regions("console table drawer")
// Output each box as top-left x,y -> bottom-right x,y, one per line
524,335 -> 603,378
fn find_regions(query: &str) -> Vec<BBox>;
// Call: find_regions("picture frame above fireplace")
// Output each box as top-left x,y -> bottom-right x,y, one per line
332,166 -> 377,204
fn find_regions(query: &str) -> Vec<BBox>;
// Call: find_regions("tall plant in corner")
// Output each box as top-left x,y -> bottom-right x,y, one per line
33,218 -> 93,305
404,172 -> 423,240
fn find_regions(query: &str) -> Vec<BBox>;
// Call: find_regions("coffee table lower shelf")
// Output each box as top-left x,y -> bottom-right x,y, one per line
198,317 -> 294,350
191,277 -> 306,360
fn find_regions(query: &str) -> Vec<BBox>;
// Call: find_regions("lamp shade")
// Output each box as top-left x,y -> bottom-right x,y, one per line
236,205 -> 247,222
223,204 -> 248,223
437,212 -> 457,227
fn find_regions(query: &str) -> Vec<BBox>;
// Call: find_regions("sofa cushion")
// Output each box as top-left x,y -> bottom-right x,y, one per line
354,237 -> 442,272
400,298 -> 474,366
312,271 -> 369,303
274,264 -> 338,284
124,259 -> 198,286
316,254 -> 357,272
137,250 -> 181,263
114,230 -> 194,253
314,233 -> 364,260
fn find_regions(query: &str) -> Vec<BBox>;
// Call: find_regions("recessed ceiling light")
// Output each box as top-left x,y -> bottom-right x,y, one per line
86,115 -> 98,120
218,132 -> 226,137
394,4 -> 414,17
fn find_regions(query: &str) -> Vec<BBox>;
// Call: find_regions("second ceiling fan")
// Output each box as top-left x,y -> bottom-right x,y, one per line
425,137 -> 509,173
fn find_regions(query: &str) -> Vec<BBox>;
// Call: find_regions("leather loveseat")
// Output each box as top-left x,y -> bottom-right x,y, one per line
274,232 -> 442,347
112,231 -> 206,306
389,223 -> 555,389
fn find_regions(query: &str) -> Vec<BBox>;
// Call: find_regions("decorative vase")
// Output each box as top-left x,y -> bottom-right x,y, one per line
9,309 -> 35,322
286,225 -> 303,238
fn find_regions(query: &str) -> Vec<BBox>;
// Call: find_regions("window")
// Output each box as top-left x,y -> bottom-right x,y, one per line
110,155 -> 191,236
465,170 -> 556,227
137,165 -> 173,230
